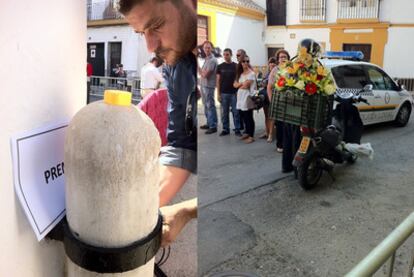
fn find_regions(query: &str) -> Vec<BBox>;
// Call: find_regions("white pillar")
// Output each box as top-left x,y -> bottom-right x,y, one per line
64,91 -> 161,276
0,1 -> 85,276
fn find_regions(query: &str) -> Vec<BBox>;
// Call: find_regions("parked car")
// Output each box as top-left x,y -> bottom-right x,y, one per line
321,59 -> 413,126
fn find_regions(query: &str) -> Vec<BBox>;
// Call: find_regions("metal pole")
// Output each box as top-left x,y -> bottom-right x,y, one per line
388,252 -> 395,277
64,90 -> 161,276
346,212 -> 414,277
406,248 -> 414,277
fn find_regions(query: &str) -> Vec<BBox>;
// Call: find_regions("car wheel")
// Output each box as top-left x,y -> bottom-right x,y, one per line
394,103 -> 411,127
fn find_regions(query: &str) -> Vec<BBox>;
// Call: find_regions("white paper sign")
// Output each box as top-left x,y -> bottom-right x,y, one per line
11,121 -> 68,241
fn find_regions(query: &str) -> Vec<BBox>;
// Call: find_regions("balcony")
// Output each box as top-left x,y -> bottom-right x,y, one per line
337,0 -> 380,22
300,0 -> 326,22
87,0 -> 123,21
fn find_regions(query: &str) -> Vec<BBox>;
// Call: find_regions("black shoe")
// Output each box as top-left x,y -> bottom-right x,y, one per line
282,168 -> 294,173
219,130 -> 230,136
205,128 -> 217,134
235,131 -> 242,137
200,124 -> 209,130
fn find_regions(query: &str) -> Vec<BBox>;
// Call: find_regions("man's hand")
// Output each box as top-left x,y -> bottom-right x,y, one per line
160,198 -> 197,247
217,93 -> 222,103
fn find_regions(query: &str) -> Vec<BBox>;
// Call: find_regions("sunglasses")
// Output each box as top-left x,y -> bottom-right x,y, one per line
236,54 -> 241,57
242,60 -> 250,63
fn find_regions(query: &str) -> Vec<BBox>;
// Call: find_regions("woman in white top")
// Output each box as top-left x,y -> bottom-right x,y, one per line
233,56 -> 256,144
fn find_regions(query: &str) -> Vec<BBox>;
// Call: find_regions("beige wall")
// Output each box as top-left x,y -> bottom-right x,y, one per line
0,1 -> 86,276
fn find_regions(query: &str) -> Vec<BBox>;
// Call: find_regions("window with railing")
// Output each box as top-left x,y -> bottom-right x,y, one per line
300,0 -> 326,22
337,0 -> 380,20
87,0 -> 123,21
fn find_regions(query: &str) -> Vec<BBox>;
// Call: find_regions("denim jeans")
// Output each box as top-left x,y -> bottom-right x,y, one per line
201,86 -> 217,129
221,93 -> 240,132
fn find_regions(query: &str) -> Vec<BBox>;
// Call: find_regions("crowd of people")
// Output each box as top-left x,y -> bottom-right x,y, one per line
198,40 -> 300,173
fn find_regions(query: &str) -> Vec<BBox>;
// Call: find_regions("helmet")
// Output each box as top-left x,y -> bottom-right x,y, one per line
298,38 -> 321,57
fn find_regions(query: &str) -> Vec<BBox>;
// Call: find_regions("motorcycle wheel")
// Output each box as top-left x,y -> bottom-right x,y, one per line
298,153 -> 323,190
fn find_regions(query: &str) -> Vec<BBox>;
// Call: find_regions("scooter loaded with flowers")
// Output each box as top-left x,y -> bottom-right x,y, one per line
270,39 -> 373,190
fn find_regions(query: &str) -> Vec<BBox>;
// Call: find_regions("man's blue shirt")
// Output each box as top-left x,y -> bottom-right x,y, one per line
159,52 -> 197,173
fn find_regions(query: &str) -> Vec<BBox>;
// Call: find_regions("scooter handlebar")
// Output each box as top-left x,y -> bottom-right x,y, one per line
352,94 -> 370,105
359,97 -> 370,105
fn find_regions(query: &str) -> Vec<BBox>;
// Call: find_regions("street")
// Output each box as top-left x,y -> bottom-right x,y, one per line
198,104 -> 414,276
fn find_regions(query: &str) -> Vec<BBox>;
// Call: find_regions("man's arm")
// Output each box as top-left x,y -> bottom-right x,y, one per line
159,165 -> 191,207
200,59 -> 216,78
200,68 -> 212,78
216,73 -> 221,102
154,70 -> 164,88
160,198 -> 197,247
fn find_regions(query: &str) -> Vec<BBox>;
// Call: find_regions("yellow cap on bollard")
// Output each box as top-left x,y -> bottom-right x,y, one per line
104,90 -> 132,106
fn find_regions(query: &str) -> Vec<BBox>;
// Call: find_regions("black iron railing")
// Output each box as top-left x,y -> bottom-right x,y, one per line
300,0 -> 326,22
337,0 -> 380,20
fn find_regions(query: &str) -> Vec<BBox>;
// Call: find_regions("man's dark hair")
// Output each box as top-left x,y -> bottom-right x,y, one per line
237,49 -> 246,56
223,48 -> 232,55
150,56 -> 163,67
118,0 -> 183,15
202,40 -> 214,48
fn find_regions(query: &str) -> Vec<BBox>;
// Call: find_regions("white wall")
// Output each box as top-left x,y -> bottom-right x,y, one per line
87,25 -> 152,76
265,28 -> 331,58
384,27 -> 414,78
0,1 -> 85,276
286,0 -> 300,25
215,12 -> 266,66
380,0 -> 414,23
326,0 -> 338,23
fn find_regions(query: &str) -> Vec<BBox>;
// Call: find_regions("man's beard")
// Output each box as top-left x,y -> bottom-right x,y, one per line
155,3 -> 196,65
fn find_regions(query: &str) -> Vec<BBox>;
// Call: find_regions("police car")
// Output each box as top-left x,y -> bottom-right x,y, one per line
321,51 -> 413,126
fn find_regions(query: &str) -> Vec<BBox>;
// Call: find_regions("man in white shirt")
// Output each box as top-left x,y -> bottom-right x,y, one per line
140,56 -> 164,98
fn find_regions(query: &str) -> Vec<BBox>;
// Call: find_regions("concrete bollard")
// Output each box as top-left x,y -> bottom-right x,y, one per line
64,90 -> 161,276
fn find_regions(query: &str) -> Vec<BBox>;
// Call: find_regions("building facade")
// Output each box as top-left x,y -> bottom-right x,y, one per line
198,0 -> 267,67
265,0 -> 414,79
87,0 -> 152,77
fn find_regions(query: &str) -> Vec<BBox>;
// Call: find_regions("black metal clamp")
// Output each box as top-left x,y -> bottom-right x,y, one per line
62,213 -> 163,273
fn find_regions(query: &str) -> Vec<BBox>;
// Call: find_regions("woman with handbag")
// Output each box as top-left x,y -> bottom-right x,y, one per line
259,57 -> 277,142
233,55 -> 257,144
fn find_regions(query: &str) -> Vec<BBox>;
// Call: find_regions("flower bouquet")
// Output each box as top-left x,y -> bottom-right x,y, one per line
269,47 -> 336,129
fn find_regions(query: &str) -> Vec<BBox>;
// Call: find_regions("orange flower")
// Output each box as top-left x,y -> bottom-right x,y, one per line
305,83 -> 317,95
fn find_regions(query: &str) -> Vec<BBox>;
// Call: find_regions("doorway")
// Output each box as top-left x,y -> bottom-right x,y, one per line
87,43 -> 105,76
343,43 -> 372,62
267,47 -> 283,60
108,42 -> 122,77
